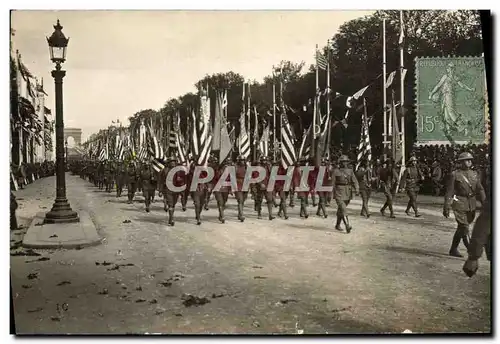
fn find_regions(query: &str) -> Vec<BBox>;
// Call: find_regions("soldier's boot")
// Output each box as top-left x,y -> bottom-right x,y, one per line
312,194 -> 317,207
388,204 -> 396,218
204,193 -> 210,211
238,202 -> 245,222
414,203 -> 421,217
195,203 -> 202,225
289,193 -> 295,208
274,198 -> 279,208
302,201 -> 309,219
145,200 -> 150,213
322,203 -> 328,218
462,234 -> 470,249
343,215 -> 352,234
218,206 -> 225,224
182,194 -> 187,211
281,202 -> 288,220
335,215 -> 343,231
449,231 -> 463,257
163,198 -> 169,212
299,202 -> 304,218
405,201 -> 412,216
363,204 -> 370,218
127,193 -> 134,204
380,203 -> 387,216
168,209 -> 175,226
267,202 -> 275,221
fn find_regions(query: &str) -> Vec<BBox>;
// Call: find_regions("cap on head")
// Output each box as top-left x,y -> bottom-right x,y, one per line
338,155 -> 350,163
457,152 -> 473,161
409,156 -> 417,163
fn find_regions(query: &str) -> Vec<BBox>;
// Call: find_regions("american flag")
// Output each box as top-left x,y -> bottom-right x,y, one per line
298,126 -> 312,160
316,50 -> 328,71
196,91 -> 213,166
238,108 -> 250,159
280,111 -> 296,168
356,99 -> 372,171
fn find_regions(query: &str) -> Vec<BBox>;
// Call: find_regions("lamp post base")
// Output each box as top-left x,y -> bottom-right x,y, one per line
44,198 -> 80,224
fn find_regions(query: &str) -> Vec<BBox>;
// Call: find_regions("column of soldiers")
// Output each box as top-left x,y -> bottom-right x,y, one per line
73,146 -> 490,264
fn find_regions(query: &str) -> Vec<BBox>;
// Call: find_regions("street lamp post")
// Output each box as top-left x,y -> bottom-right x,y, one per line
44,20 -> 79,224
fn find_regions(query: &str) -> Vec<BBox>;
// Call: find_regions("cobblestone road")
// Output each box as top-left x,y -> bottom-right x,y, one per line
11,174 -> 491,334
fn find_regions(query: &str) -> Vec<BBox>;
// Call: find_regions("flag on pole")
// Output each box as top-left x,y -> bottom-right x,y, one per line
316,50 -> 328,70
280,112 -> 296,168
386,70 -> 397,89
355,99 -> 372,171
238,107 -> 250,159
346,85 -> 370,108
299,126 -> 312,160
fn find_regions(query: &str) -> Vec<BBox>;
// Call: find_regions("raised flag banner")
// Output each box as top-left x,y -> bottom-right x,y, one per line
386,71 -> 396,89
316,51 -> 328,70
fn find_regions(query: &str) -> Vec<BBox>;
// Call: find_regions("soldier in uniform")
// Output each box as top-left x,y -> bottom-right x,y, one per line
355,159 -> 373,218
97,162 -> 105,190
126,162 -> 138,204
316,157 -> 332,218
104,161 -> 114,193
204,155 -> 218,210
214,159 -> 231,223
115,162 -> 127,197
163,157 -> 185,226
140,162 -> 156,212
235,155 -> 248,222
10,191 -> 18,231
288,160 -> 300,208
255,156 -> 274,220
179,160 -> 189,212
431,159 -> 443,196
189,161 -> 207,225
400,156 -> 424,217
443,152 -> 486,257
292,158 -> 309,219
333,155 -> 359,233
379,158 -> 398,218
275,159 -> 289,220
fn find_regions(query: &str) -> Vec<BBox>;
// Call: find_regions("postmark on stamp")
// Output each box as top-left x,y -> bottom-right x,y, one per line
415,57 -> 487,144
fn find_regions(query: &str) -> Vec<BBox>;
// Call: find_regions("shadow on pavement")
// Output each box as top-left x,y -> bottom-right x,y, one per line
381,245 -> 454,260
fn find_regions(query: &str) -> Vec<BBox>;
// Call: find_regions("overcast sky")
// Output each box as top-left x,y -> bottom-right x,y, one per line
11,10 -> 374,141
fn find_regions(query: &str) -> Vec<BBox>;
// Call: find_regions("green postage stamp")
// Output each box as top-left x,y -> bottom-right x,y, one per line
415,57 -> 487,144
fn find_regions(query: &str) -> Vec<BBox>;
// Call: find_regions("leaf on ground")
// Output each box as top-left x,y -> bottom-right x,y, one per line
27,307 -> 43,313
135,298 -> 146,303
27,273 -> 39,280
254,276 -> 267,279
57,281 -> 71,286
159,282 -> 172,287
49,234 -> 58,238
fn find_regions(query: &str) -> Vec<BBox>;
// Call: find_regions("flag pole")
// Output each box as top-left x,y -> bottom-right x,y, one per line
272,67 -> 276,161
399,10 -> 406,170
326,40 -> 331,158
312,44 -> 319,158
247,82 -> 251,148
382,18 -> 388,160
280,71 -> 284,164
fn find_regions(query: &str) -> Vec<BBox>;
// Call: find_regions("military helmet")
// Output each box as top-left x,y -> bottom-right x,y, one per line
457,152 -> 473,161
338,155 -> 350,163
409,156 -> 417,163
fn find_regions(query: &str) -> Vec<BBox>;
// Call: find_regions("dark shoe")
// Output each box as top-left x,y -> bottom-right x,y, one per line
284,216 -> 289,220
146,208 -> 150,213
240,217 -> 245,222
197,220 -> 201,225
346,226 -> 352,234
390,214 -> 396,218
169,221 -> 175,226
269,216 -> 275,221
415,213 -> 421,218
304,214 -> 309,219
380,209 -> 385,216
182,207 -> 187,212
335,225 -> 343,231
405,210 -> 411,216
449,249 -> 463,258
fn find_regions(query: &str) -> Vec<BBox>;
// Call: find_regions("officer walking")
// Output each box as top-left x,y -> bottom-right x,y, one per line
275,159 -> 289,220
115,162 -> 126,197
431,159 -> 443,196
235,155 -> 248,222
163,157 -> 184,226
255,156 -> 274,220
443,152 -> 486,257
333,155 -> 359,233
355,159 -> 373,218
400,156 -> 424,217
379,158 -> 398,218
214,159 -> 231,223
126,161 -> 138,204
316,157 -> 332,218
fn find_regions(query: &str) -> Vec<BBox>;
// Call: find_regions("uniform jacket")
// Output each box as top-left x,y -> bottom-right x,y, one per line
444,168 -> 486,212
355,167 -> 372,191
400,166 -> 424,191
333,167 -> 359,201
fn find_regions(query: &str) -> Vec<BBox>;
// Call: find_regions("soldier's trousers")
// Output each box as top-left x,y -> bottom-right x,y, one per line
276,190 -> 288,218
204,189 -> 213,210
317,192 -> 329,217
381,186 -> 395,215
432,180 -> 441,196
128,182 -> 137,202
255,189 -> 274,218
235,191 -> 248,219
164,191 -> 180,224
299,195 -> 309,218
467,208 -> 491,261
116,181 -> 124,197
142,186 -> 155,210
450,210 -> 476,252
105,177 -> 114,192
406,190 -> 419,213
181,190 -> 188,210
289,189 -> 295,207
191,190 -> 206,222
335,198 -> 350,217
360,189 -> 371,216
214,191 -> 229,221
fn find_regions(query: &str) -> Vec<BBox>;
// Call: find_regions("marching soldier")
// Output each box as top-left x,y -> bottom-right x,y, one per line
288,160 -> 300,208
292,158 -> 309,219
316,157 -> 332,218
235,155 -> 248,222
180,160 -> 189,211
431,159 -> 443,196
97,162 -> 105,190
379,158 -> 398,218
333,155 -> 359,233
308,158 -> 318,209
140,162 -> 156,212
115,162 -> 127,197
400,156 -> 424,217
189,161 -> 207,225
275,159 -> 289,220
204,155 -> 218,210
214,159 -> 231,223
126,161 -> 138,204
443,152 -> 486,258
163,157 -> 185,226
255,156 -> 274,220
355,159 -> 373,218
104,161 -> 114,193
